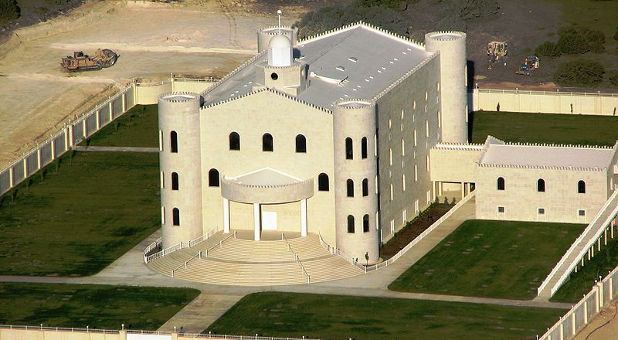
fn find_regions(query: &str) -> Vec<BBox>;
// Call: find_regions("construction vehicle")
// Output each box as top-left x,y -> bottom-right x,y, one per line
487,41 -> 507,69
515,55 -> 540,76
61,49 -> 118,72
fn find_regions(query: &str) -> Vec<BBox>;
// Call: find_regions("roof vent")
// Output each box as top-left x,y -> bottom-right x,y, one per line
336,66 -> 345,72
348,57 -> 358,63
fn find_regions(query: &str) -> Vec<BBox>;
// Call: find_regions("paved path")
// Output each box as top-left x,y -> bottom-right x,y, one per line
0,196 -> 573,334
73,146 -> 159,153
157,293 -> 244,333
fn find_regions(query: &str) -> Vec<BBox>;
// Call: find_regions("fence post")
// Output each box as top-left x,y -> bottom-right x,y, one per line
23,157 -> 27,177
9,167 -> 14,188
36,148 -> 41,169
559,320 -> 564,340
571,312 -> 576,335
95,110 -> 101,130
584,299 -> 588,324
69,124 -> 74,147
108,100 -> 113,120
604,228 -> 608,246
610,276 -> 614,299
50,138 -> 56,160
122,92 -> 127,113
598,281 -> 604,309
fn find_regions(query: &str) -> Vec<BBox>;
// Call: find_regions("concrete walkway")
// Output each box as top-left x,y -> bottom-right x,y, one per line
73,146 -> 159,153
0,196 -> 573,333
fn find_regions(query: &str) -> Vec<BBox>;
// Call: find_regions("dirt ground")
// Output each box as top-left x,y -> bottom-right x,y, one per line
573,300 -> 618,340
0,0 -> 312,168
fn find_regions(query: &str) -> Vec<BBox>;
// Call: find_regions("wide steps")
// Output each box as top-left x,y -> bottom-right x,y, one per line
147,232 -> 362,286
303,256 -> 364,283
174,258 -> 307,286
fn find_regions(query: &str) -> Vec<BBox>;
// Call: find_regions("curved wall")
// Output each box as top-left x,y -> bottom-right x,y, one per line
425,31 -> 468,144
159,92 -> 203,248
333,100 -> 380,264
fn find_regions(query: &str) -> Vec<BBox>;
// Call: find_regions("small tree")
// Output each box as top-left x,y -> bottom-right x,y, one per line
535,41 -> 561,58
0,0 -> 20,23
553,59 -> 605,87
609,71 -> 618,88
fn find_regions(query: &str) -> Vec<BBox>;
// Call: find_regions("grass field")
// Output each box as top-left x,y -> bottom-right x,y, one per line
85,105 -> 158,147
206,292 -> 565,340
0,282 -> 199,330
388,220 -> 586,300
0,151 -> 160,276
551,236 -> 618,303
470,111 -> 618,146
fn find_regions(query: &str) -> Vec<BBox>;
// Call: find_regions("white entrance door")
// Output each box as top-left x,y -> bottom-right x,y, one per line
262,211 -> 277,230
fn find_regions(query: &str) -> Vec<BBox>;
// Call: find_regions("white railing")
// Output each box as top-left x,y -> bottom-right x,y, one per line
143,237 -> 162,263
0,325 -> 321,339
476,88 -> 618,97
144,227 -> 220,263
201,231 -> 235,258
282,233 -> 311,283
320,192 -> 475,273
538,265 -> 618,340
537,189 -> 618,296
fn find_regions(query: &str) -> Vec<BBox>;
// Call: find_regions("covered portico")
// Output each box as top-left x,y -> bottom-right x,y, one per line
220,168 -> 314,241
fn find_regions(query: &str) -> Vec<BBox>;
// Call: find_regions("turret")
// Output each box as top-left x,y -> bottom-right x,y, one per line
158,92 -> 203,248
425,31 -> 468,144
257,26 -> 298,53
333,100 -> 380,265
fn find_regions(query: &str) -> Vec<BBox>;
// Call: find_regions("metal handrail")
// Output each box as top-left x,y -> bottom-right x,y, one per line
282,233 -> 311,283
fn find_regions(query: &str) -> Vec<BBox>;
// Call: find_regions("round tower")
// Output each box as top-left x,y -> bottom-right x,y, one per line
425,31 -> 468,144
333,100 -> 380,265
257,26 -> 298,53
158,92 -> 203,249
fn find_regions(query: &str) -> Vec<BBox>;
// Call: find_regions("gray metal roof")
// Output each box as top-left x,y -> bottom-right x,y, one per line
203,23 -> 433,110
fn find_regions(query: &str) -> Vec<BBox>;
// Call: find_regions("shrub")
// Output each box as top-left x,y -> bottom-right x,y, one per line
0,0 -> 20,23
582,28 -> 605,53
609,71 -> 618,88
555,27 -> 606,54
553,59 -> 605,87
535,41 -> 561,58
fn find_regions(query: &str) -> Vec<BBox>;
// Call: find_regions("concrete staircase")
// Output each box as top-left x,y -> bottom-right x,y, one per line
537,190 -> 618,298
147,233 -> 363,286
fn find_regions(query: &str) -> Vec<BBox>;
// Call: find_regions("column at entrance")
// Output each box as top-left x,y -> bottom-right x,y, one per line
300,199 -> 307,237
223,198 -> 230,234
253,203 -> 261,241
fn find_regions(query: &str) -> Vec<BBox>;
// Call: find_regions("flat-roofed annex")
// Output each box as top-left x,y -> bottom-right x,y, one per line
479,143 -> 616,169
202,23 -> 434,110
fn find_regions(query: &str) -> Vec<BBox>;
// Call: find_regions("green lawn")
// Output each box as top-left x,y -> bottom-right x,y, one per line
0,282 -> 199,330
84,105 -> 158,147
0,151 -> 160,276
206,292 -> 564,340
469,111 -> 618,146
389,220 -> 586,300
551,236 -> 618,303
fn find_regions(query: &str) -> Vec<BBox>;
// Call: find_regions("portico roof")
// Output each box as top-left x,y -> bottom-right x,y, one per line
221,168 -> 314,204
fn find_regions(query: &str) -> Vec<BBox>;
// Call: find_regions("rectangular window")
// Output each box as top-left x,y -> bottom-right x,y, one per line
390,219 -> 395,234
402,174 -> 406,192
402,209 -> 407,223
425,120 -> 429,138
538,208 -> 545,215
390,184 -> 394,201
426,155 -> 430,172
161,206 -> 165,224
578,209 -> 586,216
426,190 -> 431,204
414,165 -> 418,182
498,206 -> 505,213
413,129 -> 417,147
415,200 -> 419,214
160,171 -> 164,188
158,130 -> 163,152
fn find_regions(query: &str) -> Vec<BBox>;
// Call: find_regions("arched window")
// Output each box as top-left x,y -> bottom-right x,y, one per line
345,137 -> 353,159
172,208 -> 180,226
363,214 -> 369,232
229,132 -> 240,150
171,172 -> 179,190
497,177 -> 505,190
318,173 -> 329,191
346,179 -> 354,197
578,180 -> 586,194
347,215 -> 355,233
537,179 -> 545,192
170,131 -> 178,153
362,178 -> 368,197
295,134 -> 306,153
208,168 -> 220,187
361,137 -> 368,159
262,133 -> 273,152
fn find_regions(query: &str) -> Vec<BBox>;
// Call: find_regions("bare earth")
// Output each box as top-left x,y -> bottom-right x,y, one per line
0,0 -> 306,167
573,300 -> 618,340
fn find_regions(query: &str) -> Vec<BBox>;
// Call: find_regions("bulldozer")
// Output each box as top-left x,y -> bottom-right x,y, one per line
61,49 -> 118,72
487,41 -> 507,69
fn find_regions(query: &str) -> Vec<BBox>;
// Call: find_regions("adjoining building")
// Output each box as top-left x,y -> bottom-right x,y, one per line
156,22 -> 618,266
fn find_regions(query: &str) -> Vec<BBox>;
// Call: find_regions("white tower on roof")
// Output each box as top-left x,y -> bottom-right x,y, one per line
425,31 -> 468,144
267,34 -> 293,67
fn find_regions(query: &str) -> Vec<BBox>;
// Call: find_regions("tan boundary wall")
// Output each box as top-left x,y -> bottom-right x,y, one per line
472,88 -> 618,116
0,327 -> 319,340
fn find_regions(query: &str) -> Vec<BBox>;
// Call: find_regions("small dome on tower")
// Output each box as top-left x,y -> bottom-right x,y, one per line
267,34 -> 293,67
